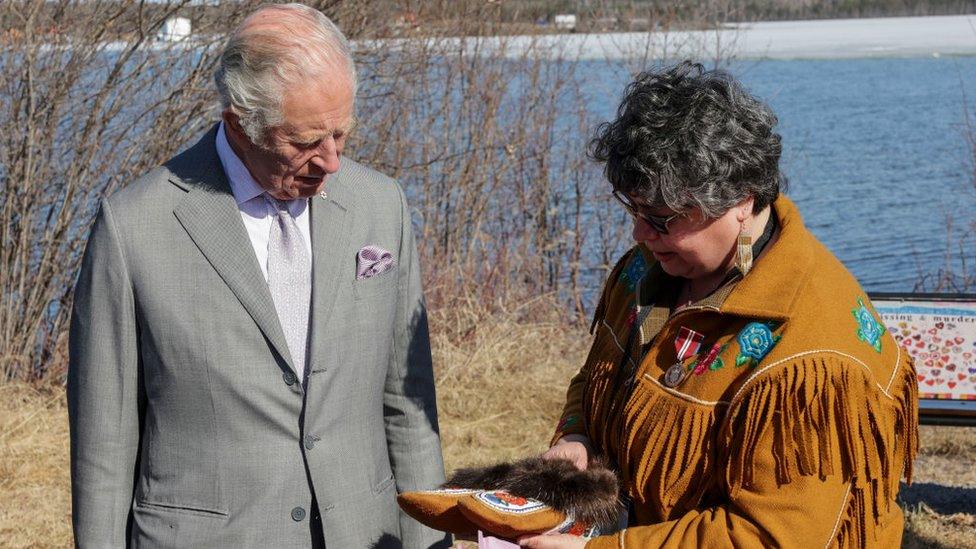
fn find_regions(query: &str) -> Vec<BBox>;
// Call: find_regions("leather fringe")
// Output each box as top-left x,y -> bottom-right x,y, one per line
720,354 -> 918,544
834,484 -> 869,549
612,380 -> 723,520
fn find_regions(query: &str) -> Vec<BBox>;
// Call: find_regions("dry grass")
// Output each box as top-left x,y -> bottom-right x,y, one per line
901,427 -> 976,549
429,293 -> 591,472
1,315 -> 974,548
0,383 -> 72,548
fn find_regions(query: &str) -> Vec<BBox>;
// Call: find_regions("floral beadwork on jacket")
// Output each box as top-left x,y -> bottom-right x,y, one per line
625,301 -> 638,328
852,296 -> 884,353
557,415 -> 579,431
689,342 -> 728,375
619,252 -> 648,293
735,322 -> 781,368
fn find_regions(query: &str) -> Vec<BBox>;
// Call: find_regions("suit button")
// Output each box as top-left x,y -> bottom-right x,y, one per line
283,371 -> 297,385
291,506 -> 306,521
304,435 -> 316,450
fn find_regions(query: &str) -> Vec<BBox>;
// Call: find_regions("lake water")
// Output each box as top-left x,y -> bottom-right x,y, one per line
583,56 -> 976,292
38,43 -> 976,295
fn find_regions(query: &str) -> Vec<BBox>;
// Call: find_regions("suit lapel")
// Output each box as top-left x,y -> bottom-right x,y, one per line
307,171 -> 355,364
169,127 -> 298,376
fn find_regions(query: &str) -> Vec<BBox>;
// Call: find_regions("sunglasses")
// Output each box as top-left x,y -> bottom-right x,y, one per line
612,191 -> 681,235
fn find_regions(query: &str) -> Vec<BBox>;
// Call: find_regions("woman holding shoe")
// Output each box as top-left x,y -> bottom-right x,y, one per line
521,62 -> 917,549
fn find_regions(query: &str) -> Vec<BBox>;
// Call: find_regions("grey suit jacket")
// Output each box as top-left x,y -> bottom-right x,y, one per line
67,127 -> 449,548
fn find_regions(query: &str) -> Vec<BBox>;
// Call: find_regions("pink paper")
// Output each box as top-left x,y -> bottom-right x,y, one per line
477,530 -> 520,548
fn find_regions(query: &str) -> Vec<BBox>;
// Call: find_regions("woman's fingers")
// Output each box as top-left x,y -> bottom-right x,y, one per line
540,444 -> 585,469
541,435 -> 592,470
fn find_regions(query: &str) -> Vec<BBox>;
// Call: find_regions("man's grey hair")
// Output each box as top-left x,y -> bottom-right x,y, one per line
589,61 -> 785,218
215,3 -> 357,144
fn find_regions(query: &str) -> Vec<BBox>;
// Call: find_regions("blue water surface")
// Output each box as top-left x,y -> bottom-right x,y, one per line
584,56 -> 976,292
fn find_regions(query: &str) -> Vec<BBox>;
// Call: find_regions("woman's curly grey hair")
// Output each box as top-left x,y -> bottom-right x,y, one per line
589,61 -> 785,218
214,3 -> 357,144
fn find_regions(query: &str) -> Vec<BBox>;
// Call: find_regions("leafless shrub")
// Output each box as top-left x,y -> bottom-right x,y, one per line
914,100 -> 976,293
0,0 -> 739,385
0,0 -> 378,383
913,212 -> 975,293
0,0 -> 230,382
353,27 -> 602,320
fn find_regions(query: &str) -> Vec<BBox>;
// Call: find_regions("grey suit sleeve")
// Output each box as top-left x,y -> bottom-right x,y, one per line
384,185 -> 451,549
67,200 -> 142,547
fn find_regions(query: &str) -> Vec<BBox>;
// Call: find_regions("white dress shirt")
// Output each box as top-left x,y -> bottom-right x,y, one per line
215,122 -> 312,281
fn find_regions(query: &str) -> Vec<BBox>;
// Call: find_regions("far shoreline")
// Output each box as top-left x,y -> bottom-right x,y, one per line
28,14 -> 976,61
363,14 -> 976,61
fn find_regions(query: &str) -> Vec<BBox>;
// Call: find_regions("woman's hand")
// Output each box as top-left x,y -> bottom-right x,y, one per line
541,434 -> 593,470
518,533 -> 588,549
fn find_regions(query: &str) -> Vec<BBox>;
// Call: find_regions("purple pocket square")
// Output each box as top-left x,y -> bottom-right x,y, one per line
356,245 -> 395,280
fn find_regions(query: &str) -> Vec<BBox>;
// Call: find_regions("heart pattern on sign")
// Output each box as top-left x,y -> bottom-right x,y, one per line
878,307 -> 975,399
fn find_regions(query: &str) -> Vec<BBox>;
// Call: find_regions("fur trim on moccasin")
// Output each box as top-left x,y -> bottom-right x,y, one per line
444,457 -> 619,528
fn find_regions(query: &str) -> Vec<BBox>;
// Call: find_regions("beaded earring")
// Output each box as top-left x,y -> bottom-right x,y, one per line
735,219 -> 753,276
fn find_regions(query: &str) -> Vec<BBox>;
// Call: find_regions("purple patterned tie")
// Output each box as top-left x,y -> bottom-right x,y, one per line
265,195 -> 311,381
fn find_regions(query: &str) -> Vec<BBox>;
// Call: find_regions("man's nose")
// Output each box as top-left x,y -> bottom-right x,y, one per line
632,217 -> 661,243
312,138 -> 341,174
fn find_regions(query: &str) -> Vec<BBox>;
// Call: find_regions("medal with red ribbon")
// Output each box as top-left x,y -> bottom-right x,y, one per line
674,326 -> 705,361
664,326 -> 705,387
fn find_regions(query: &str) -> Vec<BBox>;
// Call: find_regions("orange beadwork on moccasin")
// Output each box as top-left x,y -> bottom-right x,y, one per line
457,491 -> 567,539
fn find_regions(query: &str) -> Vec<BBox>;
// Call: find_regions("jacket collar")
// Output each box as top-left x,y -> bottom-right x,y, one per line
721,195 -> 812,321
214,121 -> 267,207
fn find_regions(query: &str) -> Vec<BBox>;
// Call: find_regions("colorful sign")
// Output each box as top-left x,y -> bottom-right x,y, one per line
872,296 -> 976,400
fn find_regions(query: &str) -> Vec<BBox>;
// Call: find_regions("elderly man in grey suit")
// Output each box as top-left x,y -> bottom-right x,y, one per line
67,4 -> 448,548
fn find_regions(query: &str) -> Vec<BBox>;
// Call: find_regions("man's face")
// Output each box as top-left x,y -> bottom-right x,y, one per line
227,76 -> 355,200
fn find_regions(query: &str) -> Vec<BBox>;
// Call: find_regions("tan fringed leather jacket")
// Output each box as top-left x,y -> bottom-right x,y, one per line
553,196 -> 918,548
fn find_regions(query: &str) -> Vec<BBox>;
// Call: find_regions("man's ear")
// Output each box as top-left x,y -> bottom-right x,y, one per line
222,109 -> 245,138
